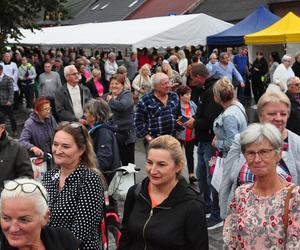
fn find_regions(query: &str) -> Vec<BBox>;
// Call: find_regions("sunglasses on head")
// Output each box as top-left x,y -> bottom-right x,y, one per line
60,122 -> 87,143
4,180 -> 48,204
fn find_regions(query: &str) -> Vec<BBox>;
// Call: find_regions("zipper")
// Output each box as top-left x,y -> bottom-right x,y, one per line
143,208 -> 153,250
140,191 -> 171,250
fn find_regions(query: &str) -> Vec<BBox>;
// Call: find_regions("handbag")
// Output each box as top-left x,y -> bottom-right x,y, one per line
209,150 -> 224,193
30,157 -> 47,182
211,156 -> 224,193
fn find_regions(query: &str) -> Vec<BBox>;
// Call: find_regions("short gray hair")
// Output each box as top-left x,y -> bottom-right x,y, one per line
287,76 -> 300,86
282,55 -> 292,62
117,65 -> 127,74
169,54 -> 178,62
84,99 -> 111,123
219,52 -> 229,60
64,64 -> 77,78
151,72 -> 168,86
240,123 -> 283,153
0,178 -> 48,216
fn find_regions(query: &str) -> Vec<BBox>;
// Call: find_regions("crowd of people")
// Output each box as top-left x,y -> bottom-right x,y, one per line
0,45 -> 300,249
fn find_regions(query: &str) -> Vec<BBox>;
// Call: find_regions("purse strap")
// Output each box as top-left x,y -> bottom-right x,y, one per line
283,185 -> 295,235
231,103 -> 248,124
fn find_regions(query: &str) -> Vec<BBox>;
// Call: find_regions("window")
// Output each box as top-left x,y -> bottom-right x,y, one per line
100,2 -> 110,10
91,3 -> 100,10
128,0 -> 138,8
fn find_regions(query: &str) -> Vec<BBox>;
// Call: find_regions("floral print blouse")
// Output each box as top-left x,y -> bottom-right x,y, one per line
224,183 -> 300,249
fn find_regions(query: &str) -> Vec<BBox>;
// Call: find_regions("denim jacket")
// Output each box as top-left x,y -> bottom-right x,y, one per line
213,101 -> 247,156
176,101 -> 197,140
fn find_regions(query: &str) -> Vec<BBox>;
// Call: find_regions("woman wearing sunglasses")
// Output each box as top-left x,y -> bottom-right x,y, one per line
42,122 -> 104,250
224,123 -> 300,249
0,178 -> 81,250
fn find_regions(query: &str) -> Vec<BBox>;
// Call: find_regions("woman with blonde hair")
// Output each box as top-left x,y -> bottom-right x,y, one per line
208,76 -> 248,230
119,135 -> 208,250
162,60 -> 182,90
212,77 -> 248,156
132,64 -> 152,98
177,50 -> 188,85
86,68 -> 104,99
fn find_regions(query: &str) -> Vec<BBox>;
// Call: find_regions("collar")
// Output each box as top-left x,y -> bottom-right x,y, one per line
140,177 -> 199,208
67,82 -> 79,90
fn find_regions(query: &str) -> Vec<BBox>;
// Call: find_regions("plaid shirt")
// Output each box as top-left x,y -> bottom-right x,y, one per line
0,74 -> 14,105
134,91 -> 181,138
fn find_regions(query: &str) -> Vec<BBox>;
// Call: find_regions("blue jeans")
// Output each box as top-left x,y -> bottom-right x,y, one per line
196,142 -> 220,220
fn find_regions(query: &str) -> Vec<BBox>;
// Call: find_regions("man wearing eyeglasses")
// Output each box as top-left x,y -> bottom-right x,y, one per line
55,65 -> 91,123
0,112 -> 33,189
286,76 -> 300,135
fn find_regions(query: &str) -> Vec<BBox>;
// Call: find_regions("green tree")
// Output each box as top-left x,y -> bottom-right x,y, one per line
0,0 -> 68,54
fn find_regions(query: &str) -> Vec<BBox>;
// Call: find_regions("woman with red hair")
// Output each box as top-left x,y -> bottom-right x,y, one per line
20,97 -> 57,157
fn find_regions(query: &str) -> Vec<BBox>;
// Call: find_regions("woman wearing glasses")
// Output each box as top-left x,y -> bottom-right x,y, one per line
42,122 -> 104,250
20,97 -> 57,157
224,123 -> 300,249
0,178 -> 81,249
220,91 -> 300,219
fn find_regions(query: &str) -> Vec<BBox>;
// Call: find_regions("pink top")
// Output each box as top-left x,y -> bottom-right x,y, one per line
94,80 -> 104,98
84,70 -> 91,80
224,183 -> 300,249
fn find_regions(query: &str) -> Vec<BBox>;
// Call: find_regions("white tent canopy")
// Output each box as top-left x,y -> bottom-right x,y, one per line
9,14 -> 232,49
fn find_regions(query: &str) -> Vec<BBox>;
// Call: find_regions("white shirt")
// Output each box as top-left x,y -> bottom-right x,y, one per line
178,58 -> 188,77
104,60 -> 118,81
0,61 -> 19,91
0,72 -> 4,82
273,63 -> 295,92
67,83 -> 83,119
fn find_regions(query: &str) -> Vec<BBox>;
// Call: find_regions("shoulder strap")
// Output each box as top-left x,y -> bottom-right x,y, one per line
88,123 -> 103,134
134,182 -> 142,200
231,103 -> 248,124
284,185 -> 295,235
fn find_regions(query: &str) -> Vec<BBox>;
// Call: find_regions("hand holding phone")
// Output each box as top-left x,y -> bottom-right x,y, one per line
181,115 -> 190,123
